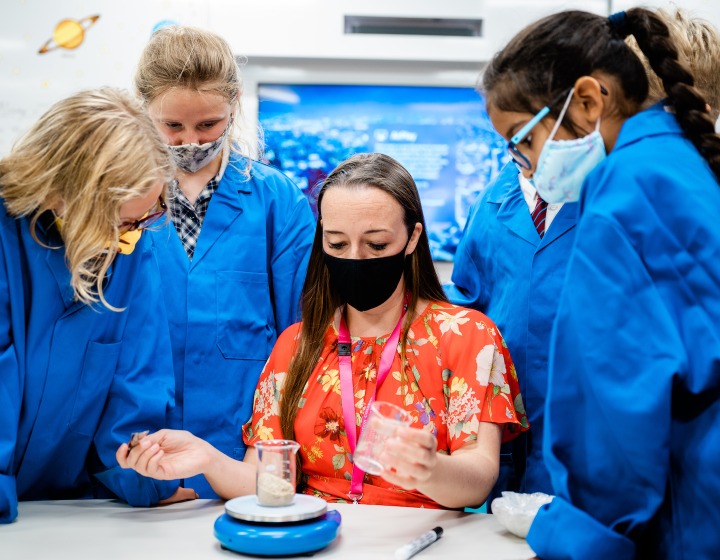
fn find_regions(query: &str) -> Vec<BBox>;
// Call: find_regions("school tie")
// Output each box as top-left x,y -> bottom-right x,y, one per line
531,196 -> 548,238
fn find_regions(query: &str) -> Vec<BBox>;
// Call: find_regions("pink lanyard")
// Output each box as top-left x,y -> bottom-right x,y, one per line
338,306 -> 406,503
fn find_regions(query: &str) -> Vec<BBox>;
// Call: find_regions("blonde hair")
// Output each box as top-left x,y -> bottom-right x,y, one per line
135,25 -> 261,166
627,8 -> 720,115
0,87 -> 173,310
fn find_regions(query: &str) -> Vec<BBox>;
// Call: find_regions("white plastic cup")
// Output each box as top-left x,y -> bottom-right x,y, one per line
353,401 -> 411,475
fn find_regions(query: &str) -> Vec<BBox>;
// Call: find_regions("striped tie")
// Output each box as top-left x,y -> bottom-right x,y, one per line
531,196 -> 548,238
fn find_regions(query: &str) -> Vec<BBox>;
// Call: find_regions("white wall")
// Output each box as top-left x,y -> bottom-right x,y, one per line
0,0 -> 209,155
2,0 -> 719,156
209,0 -> 608,63
1,0 -> 610,155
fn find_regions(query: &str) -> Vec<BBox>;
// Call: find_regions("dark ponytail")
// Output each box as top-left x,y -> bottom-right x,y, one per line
483,8 -> 720,184
623,8 -> 720,182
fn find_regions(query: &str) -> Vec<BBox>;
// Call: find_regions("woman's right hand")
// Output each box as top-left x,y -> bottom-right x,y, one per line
116,429 -> 215,480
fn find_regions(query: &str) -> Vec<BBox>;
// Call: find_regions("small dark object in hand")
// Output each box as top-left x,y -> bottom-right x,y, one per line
128,430 -> 149,449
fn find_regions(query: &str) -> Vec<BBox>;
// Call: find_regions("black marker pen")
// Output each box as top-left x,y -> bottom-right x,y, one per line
394,526 -> 443,560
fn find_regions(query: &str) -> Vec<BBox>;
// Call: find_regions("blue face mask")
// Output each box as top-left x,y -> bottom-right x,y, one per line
533,89 -> 606,204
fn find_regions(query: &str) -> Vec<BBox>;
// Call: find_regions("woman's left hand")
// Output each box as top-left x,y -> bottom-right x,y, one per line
377,426 -> 438,491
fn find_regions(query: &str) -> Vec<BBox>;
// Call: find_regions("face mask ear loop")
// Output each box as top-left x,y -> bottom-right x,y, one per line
547,88 -> 575,142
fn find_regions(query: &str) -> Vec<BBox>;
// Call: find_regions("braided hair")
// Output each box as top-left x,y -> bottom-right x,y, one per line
482,8 -> 720,183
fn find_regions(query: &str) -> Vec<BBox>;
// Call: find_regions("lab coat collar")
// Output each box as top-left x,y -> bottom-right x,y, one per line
495,181 -> 540,245
190,154 -> 249,268
489,162 -> 577,248
486,162 -> 520,204
45,244 -> 117,316
613,102 -> 683,153
34,211 -> 77,310
541,202 -> 577,248
45,248 -> 79,310
36,211 -> 118,314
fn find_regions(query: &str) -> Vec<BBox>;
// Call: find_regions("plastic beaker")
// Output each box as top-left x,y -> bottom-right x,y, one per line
354,401 -> 411,475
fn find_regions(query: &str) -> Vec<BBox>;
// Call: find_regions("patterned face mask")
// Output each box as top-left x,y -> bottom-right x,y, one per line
533,89 -> 606,204
167,116 -> 233,174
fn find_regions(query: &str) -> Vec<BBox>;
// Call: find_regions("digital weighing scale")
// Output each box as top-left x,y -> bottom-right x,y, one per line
214,494 -> 342,556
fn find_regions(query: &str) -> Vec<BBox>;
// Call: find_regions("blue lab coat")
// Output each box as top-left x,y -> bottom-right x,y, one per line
150,156 -> 315,498
0,207 -> 178,523
446,162 -> 577,497
527,104 -> 720,559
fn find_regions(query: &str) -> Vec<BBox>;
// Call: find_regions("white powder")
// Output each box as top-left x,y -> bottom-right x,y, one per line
257,472 -> 295,506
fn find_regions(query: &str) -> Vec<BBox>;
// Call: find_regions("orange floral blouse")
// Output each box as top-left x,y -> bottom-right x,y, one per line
242,301 -> 529,508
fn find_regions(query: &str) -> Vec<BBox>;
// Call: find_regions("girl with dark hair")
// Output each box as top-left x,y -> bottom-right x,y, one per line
482,8 -> 720,560
447,7 -> 720,512
118,153 -> 528,509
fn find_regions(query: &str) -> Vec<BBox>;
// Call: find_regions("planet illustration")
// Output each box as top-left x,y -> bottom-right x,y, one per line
38,15 -> 100,54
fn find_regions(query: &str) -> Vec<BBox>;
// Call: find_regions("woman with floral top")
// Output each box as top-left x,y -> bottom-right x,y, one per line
117,153 -> 528,509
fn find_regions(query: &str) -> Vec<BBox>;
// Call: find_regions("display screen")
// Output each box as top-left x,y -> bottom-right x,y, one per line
258,84 -> 509,261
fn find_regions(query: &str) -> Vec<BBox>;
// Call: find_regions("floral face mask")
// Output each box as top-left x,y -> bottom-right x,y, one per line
167,116 -> 233,174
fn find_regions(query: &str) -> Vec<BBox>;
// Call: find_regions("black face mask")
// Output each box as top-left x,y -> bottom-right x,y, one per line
323,245 -> 408,312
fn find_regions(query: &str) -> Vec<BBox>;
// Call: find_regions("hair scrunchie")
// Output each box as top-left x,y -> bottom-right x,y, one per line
608,11 -> 630,39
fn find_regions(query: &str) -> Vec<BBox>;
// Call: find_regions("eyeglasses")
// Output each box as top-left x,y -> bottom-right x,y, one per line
118,198 -> 167,234
507,85 -> 607,170
507,88 -> 573,170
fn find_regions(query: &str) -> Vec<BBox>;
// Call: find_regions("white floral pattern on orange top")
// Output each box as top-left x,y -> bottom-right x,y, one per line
243,301 -> 529,508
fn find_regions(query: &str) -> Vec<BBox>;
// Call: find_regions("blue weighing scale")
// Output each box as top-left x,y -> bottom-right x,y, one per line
214,494 -> 342,556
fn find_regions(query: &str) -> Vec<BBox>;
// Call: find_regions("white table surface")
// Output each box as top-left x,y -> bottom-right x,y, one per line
0,499 -> 535,559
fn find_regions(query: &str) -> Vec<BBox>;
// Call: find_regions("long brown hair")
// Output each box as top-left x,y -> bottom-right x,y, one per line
280,153 -> 448,442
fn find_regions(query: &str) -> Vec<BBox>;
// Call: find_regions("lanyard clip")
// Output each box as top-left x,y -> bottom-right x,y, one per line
338,342 -> 351,356
348,492 -> 363,505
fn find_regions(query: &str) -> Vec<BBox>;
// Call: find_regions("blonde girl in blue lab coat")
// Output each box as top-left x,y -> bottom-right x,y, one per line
134,26 -> 315,498
481,8 -> 720,560
446,7 -> 720,506
0,88 -> 194,523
